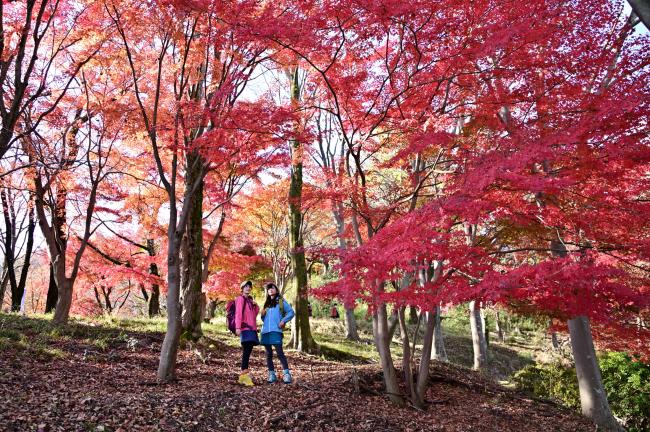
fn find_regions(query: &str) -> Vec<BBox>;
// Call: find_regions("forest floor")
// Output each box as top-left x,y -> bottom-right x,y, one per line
0,313 -> 595,432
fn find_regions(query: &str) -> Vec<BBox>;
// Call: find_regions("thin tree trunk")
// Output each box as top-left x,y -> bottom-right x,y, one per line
408,306 -> 418,324
551,331 -> 560,350
288,67 -> 315,353
373,301 -> 404,406
14,205 -> 35,311
344,307 -> 359,340
205,299 -> 217,322
332,204 -> 360,341
495,310 -> 505,343
397,306 -> 416,404
469,300 -> 488,370
143,239 -> 161,317
45,264 -> 58,313
415,307 -> 436,408
158,238 -> 183,382
483,309 -> 490,348
431,305 -> 448,361
181,152 -> 204,340
388,309 -> 399,341
0,269 -> 9,310
568,316 -> 622,431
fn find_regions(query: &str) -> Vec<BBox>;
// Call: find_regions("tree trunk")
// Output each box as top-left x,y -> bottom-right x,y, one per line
397,306 -> 416,405
568,316 -> 622,431
415,307 -> 436,408
332,204 -> 360,341
431,305 -> 448,362
146,239 -> 161,317
288,67 -> 315,353
0,270 -> 8,310
373,302 -> 404,406
469,300 -> 488,370
53,278 -> 73,325
180,154 -> 204,341
157,238 -> 183,382
495,310 -> 505,343
205,299 -> 217,322
388,308 -> 399,341
13,205 -> 35,312
483,310 -> 490,348
551,332 -> 560,350
408,306 -> 418,324
345,306 -> 360,340
45,264 -> 58,313
628,0 -> 650,30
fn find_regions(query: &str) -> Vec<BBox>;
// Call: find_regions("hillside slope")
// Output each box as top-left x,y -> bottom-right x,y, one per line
0,315 -> 595,431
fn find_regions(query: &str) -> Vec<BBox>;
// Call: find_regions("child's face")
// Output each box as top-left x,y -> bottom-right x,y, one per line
267,286 -> 278,297
243,285 -> 252,295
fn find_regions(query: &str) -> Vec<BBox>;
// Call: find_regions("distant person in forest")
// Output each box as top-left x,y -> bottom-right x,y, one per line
307,302 -> 313,317
235,280 -> 260,386
260,282 -> 295,384
330,303 -> 340,319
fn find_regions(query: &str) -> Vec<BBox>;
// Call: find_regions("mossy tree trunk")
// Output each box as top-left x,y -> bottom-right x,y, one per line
288,66 -> 316,353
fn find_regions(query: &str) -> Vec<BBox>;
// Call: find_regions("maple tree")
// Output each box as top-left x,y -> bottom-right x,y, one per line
0,0 -> 647,429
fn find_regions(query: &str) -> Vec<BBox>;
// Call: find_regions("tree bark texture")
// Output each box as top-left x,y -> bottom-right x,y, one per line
180,151 -> 204,340
568,316 -> 622,431
288,67 -> 315,352
469,300 -> 488,370
373,301 -> 405,406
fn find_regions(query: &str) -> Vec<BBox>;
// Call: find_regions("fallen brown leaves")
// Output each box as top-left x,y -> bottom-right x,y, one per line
0,318 -> 596,432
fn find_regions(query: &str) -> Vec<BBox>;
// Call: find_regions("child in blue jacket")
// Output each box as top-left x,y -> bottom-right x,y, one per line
260,282 -> 295,384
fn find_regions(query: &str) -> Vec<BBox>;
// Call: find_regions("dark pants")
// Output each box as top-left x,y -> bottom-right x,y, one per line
265,344 -> 289,371
241,342 -> 255,370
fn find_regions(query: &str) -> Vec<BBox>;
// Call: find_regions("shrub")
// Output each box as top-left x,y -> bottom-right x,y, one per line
513,354 -> 650,432
600,352 -> 650,432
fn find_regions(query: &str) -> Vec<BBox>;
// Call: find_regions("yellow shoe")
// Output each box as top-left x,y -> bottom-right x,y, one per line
238,373 -> 254,387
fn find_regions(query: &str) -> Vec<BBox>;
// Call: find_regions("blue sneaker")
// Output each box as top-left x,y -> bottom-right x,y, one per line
267,370 -> 277,384
282,369 -> 292,384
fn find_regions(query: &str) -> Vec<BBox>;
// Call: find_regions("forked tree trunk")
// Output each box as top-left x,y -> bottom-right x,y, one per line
568,316 -> 622,431
373,302 -> 405,406
469,300 -> 488,370
180,154 -> 204,340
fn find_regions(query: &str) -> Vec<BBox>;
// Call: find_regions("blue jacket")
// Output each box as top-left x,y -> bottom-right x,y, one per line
261,298 -> 295,334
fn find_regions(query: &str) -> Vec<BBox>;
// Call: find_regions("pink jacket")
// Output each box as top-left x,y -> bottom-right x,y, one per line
235,295 -> 259,331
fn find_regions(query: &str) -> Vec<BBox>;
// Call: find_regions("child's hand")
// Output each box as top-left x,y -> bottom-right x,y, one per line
279,322 -> 285,329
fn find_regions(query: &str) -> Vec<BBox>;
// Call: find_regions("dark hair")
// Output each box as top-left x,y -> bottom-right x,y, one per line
263,283 -> 280,309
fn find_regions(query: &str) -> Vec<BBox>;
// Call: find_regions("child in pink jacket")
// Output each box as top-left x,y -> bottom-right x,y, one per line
235,280 -> 260,386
